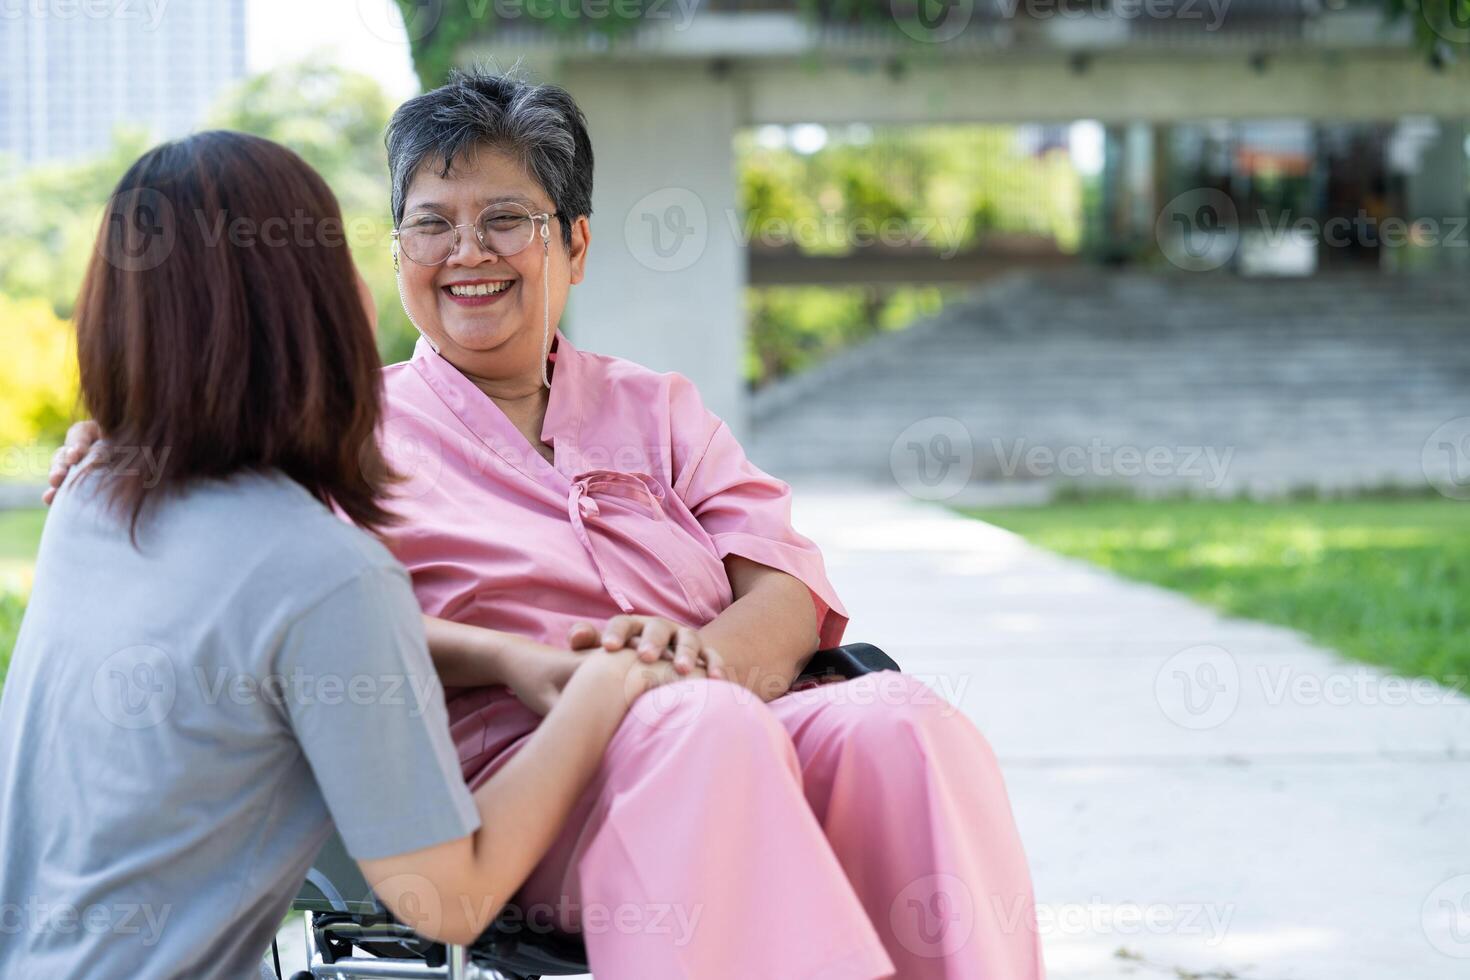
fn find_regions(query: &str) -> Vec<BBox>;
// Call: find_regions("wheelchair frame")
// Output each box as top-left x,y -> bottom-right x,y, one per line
279,643 -> 900,980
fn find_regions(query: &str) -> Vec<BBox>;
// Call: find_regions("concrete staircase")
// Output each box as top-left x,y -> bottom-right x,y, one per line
746,270 -> 1470,499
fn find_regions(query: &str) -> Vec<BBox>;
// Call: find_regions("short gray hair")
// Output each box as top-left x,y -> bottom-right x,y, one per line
385,66 -> 594,249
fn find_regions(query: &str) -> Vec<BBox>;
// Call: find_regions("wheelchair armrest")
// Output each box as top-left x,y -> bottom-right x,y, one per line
797,642 -> 900,681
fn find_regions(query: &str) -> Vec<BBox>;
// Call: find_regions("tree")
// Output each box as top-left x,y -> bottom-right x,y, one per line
0,61 -> 421,423
208,62 -> 418,362
0,129 -> 153,319
394,0 -> 649,88
0,294 -> 77,447
208,62 -> 396,217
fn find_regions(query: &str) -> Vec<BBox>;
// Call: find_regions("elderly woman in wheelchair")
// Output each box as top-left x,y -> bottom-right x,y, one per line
35,70 -> 1043,980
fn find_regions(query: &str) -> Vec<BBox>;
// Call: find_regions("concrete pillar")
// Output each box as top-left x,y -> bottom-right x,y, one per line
1093,122 -> 1155,261
555,63 -> 749,437
1152,122 -> 1174,229
1404,117 -> 1469,272
1124,121 -> 1156,245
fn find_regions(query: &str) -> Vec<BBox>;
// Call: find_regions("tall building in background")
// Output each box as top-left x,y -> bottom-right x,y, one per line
0,0 -> 246,168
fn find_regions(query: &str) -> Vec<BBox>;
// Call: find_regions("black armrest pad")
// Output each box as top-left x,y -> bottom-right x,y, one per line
798,642 -> 901,680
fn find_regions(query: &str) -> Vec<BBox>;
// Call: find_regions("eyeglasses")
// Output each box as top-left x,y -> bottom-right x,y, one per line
393,201 -> 561,267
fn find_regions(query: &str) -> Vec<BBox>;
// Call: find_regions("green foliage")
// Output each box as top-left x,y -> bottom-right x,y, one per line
736,125 -> 1084,258
394,0 -> 1463,92
0,63 -> 426,481
208,62 -> 419,363
967,497 -> 1470,687
396,0 -> 648,88
0,294 -> 78,450
0,509 -> 45,564
208,62 -> 396,217
737,125 -> 1081,387
0,509 -> 45,694
1381,0 -> 1470,60
0,129 -> 154,318
836,159 -> 911,228
0,591 -> 22,695
741,154 -> 820,237
0,61 -> 421,411
745,284 -> 945,386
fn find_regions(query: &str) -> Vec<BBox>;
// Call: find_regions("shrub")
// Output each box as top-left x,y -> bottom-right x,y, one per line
0,293 -> 77,451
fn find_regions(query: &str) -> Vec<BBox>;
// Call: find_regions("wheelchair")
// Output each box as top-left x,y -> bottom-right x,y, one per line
275,643 -> 900,980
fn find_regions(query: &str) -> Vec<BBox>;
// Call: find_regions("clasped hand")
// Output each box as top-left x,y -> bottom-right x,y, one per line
500,615 -> 727,716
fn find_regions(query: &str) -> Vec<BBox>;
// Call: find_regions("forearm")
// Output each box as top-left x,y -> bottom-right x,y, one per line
457,659 -> 632,926
364,655 -> 647,946
422,615 -> 516,688
699,563 -> 819,701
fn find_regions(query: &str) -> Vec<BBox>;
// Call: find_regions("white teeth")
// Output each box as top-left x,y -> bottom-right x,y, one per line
448,281 -> 512,297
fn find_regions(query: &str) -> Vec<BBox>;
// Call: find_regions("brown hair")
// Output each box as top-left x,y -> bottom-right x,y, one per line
75,130 -> 396,535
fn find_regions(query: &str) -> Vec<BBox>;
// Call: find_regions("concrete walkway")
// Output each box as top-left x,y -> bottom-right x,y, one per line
795,487 -> 1470,980
276,487 -> 1470,978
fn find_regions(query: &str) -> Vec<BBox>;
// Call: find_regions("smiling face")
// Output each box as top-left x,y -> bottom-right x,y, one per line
397,144 -> 589,384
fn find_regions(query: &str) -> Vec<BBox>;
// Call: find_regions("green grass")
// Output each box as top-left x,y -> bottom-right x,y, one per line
0,508 -> 45,690
0,508 -> 45,561
963,497 -> 1470,687
5,497 -> 1469,693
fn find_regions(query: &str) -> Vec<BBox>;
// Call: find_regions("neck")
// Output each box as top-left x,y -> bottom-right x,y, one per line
467,369 -> 550,450
442,329 -> 554,404
463,368 -> 546,406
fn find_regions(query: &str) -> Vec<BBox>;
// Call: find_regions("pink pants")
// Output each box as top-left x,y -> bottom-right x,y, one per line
449,671 -> 1044,979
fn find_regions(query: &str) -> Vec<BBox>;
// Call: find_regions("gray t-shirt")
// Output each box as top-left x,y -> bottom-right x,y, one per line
0,468 -> 480,980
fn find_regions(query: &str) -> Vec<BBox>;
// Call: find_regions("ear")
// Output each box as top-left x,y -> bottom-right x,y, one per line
567,215 -> 591,286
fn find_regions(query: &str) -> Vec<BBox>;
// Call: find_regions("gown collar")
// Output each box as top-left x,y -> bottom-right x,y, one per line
409,329 -> 582,488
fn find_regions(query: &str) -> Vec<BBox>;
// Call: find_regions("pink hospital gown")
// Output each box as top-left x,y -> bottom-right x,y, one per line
375,331 -> 1045,980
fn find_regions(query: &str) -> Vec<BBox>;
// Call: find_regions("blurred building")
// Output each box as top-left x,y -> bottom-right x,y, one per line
0,0 -> 246,167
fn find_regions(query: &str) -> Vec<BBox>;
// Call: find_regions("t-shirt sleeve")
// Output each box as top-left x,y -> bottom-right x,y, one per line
667,372 -> 849,649
274,564 -> 480,860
